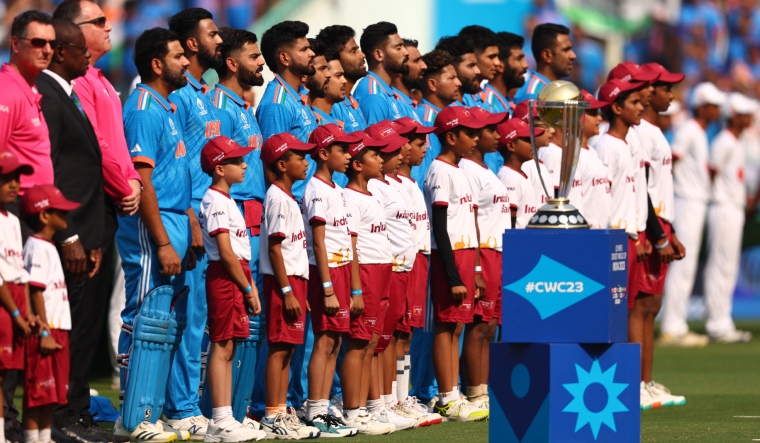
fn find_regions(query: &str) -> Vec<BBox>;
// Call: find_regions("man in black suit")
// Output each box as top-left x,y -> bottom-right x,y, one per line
35,19 -> 120,443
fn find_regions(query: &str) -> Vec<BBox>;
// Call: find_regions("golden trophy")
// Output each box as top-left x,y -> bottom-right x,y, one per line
527,80 -> 590,229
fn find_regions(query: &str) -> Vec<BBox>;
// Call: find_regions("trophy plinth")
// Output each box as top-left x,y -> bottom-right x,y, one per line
527,197 -> 590,229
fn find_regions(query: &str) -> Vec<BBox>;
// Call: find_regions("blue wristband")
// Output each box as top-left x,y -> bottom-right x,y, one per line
243,285 -> 252,295
655,239 -> 670,250
281,286 -> 292,295
322,281 -> 333,289
351,289 -> 363,297
40,330 -> 49,338
11,309 -> 19,318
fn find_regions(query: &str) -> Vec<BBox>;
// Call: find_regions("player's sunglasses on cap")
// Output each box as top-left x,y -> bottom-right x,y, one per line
0,151 -> 34,175
607,62 -> 660,83
76,16 -> 107,28
19,37 -> 56,48
641,62 -> 685,84
260,132 -> 317,167
512,101 -> 540,122
597,79 -> 646,108
365,122 -> 410,153
200,136 -> 254,174
497,118 -> 544,146
433,106 -> 487,135
308,123 -> 362,150
20,184 -> 81,218
469,106 -> 509,126
581,89 -> 607,110
392,117 -> 436,135
348,131 -> 387,158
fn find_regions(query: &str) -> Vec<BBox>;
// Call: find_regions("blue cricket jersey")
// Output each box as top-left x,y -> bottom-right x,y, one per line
353,71 -> 403,124
411,98 -> 442,188
483,83 -> 514,114
393,87 -> 422,122
331,93 -> 367,132
514,70 -> 549,103
462,89 -> 490,110
212,84 -> 265,203
310,106 -> 348,187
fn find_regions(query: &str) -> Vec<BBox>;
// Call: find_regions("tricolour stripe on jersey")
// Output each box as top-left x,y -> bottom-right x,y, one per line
137,219 -> 152,305
137,90 -> 151,111
214,91 -> 227,110
274,85 -> 287,104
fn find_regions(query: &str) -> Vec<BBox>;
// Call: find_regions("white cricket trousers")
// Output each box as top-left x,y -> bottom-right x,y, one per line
660,196 -> 708,335
703,203 -> 745,337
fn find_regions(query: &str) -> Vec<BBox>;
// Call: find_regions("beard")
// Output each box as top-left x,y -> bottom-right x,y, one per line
197,42 -> 220,71
163,65 -> 187,89
387,56 -> 410,75
504,66 -> 526,89
239,63 -> 264,87
294,58 -> 316,77
305,76 -> 327,98
402,72 -> 424,91
343,63 -> 367,82
460,76 -> 480,95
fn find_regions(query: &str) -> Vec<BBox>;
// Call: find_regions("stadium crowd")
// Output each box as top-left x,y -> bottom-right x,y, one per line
0,1 -> 758,442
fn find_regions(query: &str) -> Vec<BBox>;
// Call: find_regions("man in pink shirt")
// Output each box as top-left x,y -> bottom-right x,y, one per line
0,11 -> 55,195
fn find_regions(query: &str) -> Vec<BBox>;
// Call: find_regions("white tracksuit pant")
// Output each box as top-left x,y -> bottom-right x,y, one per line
660,196 -> 708,335
703,203 -> 744,337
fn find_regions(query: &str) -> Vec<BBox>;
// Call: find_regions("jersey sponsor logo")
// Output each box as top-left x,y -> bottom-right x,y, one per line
370,222 -> 386,233
573,179 -> 581,188
662,157 -> 672,166
236,229 -> 247,237
337,308 -> 349,318
291,230 -> 306,243
204,120 -> 221,139
175,141 -> 187,158
395,209 -> 411,220
31,117 -> 41,127
131,144 -> 142,153
301,108 -> 311,125
248,134 -> 262,149
169,117 -> 178,135
240,111 -> 250,129
459,193 -> 473,205
196,98 -> 208,116
524,205 -> 537,213
333,216 -> 348,226
493,194 -> 509,204
287,320 -> 304,331
592,177 -> 609,187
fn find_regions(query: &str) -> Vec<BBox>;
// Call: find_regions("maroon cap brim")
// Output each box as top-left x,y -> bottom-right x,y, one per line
0,162 -> 34,176
49,199 -> 81,211
633,70 -> 660,83
656,72 -> 685,84
227,146 -> 255,159
379,135 -> 410,153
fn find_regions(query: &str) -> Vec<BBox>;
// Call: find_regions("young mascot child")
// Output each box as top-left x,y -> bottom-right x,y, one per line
258,133 -> 320,440
579,90 -> 612,229
496,119 -> 543,228
198,136 -> 266,442
301,124 -> 362,437
511,101 -> 554,207
424,106 -> 489,422
20,184 -> 79,443
0,151 -> 34,443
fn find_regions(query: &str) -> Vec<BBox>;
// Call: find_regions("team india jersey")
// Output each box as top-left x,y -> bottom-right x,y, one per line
628,129 -> 648,232
514,70 -> 549,103
344,187 -> 392,265
424,158 -> 478,250
368,177 -> 416,272
710,129 -> 746,207
498,165 -> 537,228
331,93 -> 368,132
412,99 -> 442,187
399,174 -> 431,254
353,71 -> 403,124
123,84 -> 190,213
635,118 -> 675,223
538,142 -> 584,213
24,235 -> 69,330
594,133 -> 637,237
301,176 -> 353,268
483,83 -> 513,114
393,87 -> 422,122
522,159 -> 551,207
461,157 -> 511,251
580,147 -> 612,229
259,183 -> 309,278
671,118 -> 711,203
200,187 -> 252,262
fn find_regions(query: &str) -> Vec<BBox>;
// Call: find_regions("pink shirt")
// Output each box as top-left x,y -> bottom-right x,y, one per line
73,65 -> 139,202
0,64 -> 52,193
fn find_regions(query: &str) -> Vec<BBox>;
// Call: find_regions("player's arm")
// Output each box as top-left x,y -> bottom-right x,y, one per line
431,206 -> 466,300
0,282 -> 30,337
473,207 -> 485,299
217,231 -> 260,315
186,207 -> 203,269
349,235 -> 363,316
311,222 -> 339,315
136,164 -> 181,276
29,287 -> 61,354
268,236 -> 301,318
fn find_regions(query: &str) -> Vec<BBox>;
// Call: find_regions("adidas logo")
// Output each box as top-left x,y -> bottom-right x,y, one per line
131,144 -> 142,153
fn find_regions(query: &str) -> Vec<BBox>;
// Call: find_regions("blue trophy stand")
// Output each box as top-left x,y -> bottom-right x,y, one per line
490,229 -> 640,442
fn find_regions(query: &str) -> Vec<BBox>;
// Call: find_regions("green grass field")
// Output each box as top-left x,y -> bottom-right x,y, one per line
16,322 -> 760,442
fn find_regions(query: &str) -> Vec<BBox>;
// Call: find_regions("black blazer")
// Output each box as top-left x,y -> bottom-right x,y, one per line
36,71 -> 112,250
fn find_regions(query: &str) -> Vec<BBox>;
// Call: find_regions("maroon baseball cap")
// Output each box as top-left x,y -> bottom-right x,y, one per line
497,118 -> 544,145
392,117 -> 436,135
348,131 -> 388,157
200,136 -> 254,174
580,89 -> 607,110
260,132 -> 317,167
641,62 -> 685,84
308,123 -> 361,150
607,62 -> 659,83
512,100 -> 540,122
433,106 -> 486,135
20,184 -> 80,218
469,106 -> 509,126
365,122 -> 410,153
0,151 -> 34,176
598,79 -> 646,107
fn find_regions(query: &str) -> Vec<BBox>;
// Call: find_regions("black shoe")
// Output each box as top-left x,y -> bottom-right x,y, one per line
80,418 -> 130,443
52,426 -> 82,443
58,423 -> 109,443
5,424 -> 24,443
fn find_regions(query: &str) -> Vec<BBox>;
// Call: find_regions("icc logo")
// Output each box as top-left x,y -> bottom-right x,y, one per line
169,118 -> 178,136
196,98 -> 207,116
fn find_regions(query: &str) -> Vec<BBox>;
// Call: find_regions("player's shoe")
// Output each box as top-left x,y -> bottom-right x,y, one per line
303,414 -> 355,438
647,381 -> 686,407
392,398 -> 436,428
203,419 -> 265,442
658,331 -> 709,347
426,396 -> 439,414
114,418 -> 179,443
162,415 -> 208,441
434,398 -> 489,422
468,395 -> 489,411
709,330 -> 752,343
372,406 -> 416,431
401,396 -> 443,426
259,413 -> 319,440
329,397 -> 344,416
342,411 -> 393,435
241,416 -> 263,432
639,381 -> 662,410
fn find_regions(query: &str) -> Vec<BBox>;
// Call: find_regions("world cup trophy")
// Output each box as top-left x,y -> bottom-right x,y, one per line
527,80 -> 590,228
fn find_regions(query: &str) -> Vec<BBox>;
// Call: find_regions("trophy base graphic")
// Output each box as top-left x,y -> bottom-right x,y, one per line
527,198 -> 590,229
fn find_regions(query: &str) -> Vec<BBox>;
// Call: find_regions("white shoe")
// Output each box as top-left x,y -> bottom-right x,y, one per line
640,381 -> 662,411
241,417 -> 262,431
433,398 -> 489,422
203,419 -> 264,442
391,400 -> 432,428
115,418 -> 179,443
401,397 -> 442,426
647,381 -> 686,407
259,413 -> 319,440
710,330 -> 752,343
162,415 -> 208,441
372,406 -> 416,431
343,412 -> 393,435
329,397 -> 343,416
90,388 -> 99,397
468,395 -> 489,410
658,331 -> 709,347
426,396 -> 439,414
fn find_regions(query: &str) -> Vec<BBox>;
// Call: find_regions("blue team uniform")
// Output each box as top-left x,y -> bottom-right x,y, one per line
256,74 -> 317,200
117,84 -> 191,424
483,83 -> 514,114
393,87 -> 422,122
353,71 -> 403,124
463,88 -> 506,174
514,70 -> 549,103
311,106 -> 348,187
411,99 -> 441,187
331,93 -> 367,132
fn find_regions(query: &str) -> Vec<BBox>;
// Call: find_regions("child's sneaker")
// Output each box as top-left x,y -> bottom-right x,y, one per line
304,414 -> 355,438
114,418 -> 179,443
343,412 -> 393,435
640,381 -> 662,411
434,398 -> 489,422
647,381 -> 686,407
402,396 -> 443,426
372,406 -> 416,431
259,413 -> 319,440
203,419 -> 264,442
162,415 -> 208,441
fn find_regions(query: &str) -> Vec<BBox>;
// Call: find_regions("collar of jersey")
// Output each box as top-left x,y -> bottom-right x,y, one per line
184,72 -> 208,93
215,83 -> 248,109
136,84 -> 176,113
342,93 -> 359,109
366,71 -> 395,97
311,106 -> 335,125
393,86 -> 413,104
531,70 -> 550,85
2,63 -> 41,107
484,83 -> 513,110
274,73 -> 308,105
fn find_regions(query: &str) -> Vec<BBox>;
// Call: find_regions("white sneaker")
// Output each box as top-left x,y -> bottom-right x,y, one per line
426,396 -> 438,414
647,381 -> 686,407
343,412 -> 393,435
372,406 -> 416,431
259,413 -> 319,440
640,381 -> 662,410
402,396 -> 442,426
329,397 -> 343,416
241,417 -> 262,431
391,399 -> 434,428
710,330 -> 752,343
203,419 -> 264,442
433,398 -> 489,422
162,415 -> 208,441
114,418 -> 179,443
658,331 -> 709,347
469,395 -> 489,410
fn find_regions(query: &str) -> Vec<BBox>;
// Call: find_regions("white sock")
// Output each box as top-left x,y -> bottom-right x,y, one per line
382,393 -> 395,407
466,385 -> 480,400
390,381 -> 397,403
480,384 -> 488,397
305,399 -> 320,421
0,419 -> 5,443
367,398 -> 384,414
321,399 -> 332,416
397,354 -> 410,401
344,408 -> 361,420
39,428 -> 51,443
453,386 -> 460,398
212,406 -> 232,423
24,429 -> 39,443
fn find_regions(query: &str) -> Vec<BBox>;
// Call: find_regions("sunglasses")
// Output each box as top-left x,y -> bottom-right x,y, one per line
76,16 -> 107,28
60,42 -> 89,53
19,37 -> 56,48
220,157 -> 245,166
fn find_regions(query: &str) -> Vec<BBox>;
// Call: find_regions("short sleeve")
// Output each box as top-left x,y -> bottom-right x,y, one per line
24,245 -> 48,290
427,168 -> 452,207
124,110 -> 161,167
203,198 -> 232,237
302,188 -> 328,225
265,195 -> 289,238
256,102 -> 294,139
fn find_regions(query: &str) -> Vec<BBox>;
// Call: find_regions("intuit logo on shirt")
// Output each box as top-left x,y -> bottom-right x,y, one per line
505,255 -> 604,320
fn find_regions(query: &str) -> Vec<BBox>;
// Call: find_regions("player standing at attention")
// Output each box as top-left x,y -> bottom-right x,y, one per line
354,22 -> 409,124
660,83 -> 725,347
258,133 -> 320,440
487,32 -> 529,113
496,119 -> 542,228
434,35 -> 481,108
390,38 -> 424,122
300,124 -> 362,437
425,106 -> 488,422
305,38 -> 331,114
310,42 -> 348,128
578,90 -> 612,229
459,107 -> 510,410
197,137 -> 266,442
165,10 -> 223,436
115,28 -> 194,443
316,25 -> 369,132
514,23 -> 576,102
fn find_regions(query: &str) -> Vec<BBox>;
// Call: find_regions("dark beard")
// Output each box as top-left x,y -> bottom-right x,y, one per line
343,65 -> 366,82
294,59 -> 316,76
164,66 -> 187,89
504,67 -> 525,89
401,73 -> 423,91
305,76 -> 326,98
460,77 -> 480,95
197,42 -> 220,71
387,56 -> 410,75
239,63 -> 264,87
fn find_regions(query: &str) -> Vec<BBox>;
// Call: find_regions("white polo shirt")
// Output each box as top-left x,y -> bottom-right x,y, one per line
0,210 -> 29,285
399,174 -> 431,254
522,159 -> 551,207
628,128 -> 649,232
24,235 -> 69,330
200,187 -> 252,262
498,165 -> 537,229
368,177 -> 416,272
636,118 -> 675,223
580,147 -> 612,229
424,158 -> 477,251
594,132 -> 638,238
344,186 -> 393,265
672,118 -> 711,203
710,128 -> 746,207
259,183 -> 309,278
461,157 -> 511,251
301,176 -> 353,268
